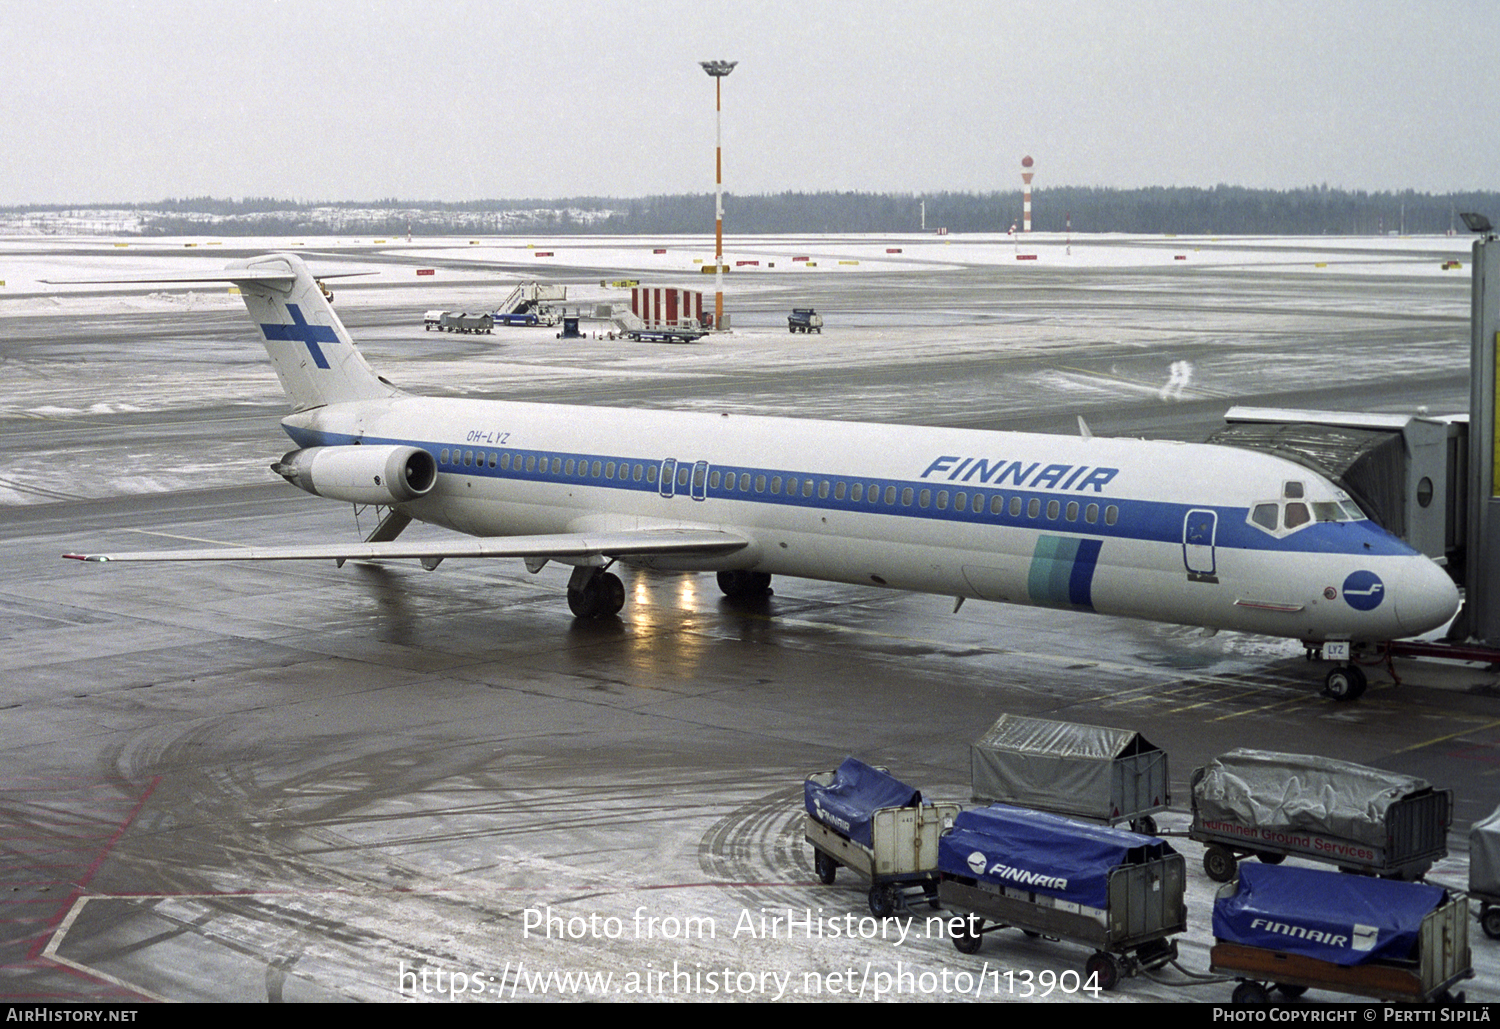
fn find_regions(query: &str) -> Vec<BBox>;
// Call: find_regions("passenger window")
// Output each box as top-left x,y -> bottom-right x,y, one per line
591,460 -> 601,477
440,449 -> 450,464
973,494 -> 985,514
1065,501 -> 1079,521
1010,496 -> 1022,517
565,459 -> 576,475
955,492 -> 967,512
883,486 -> 897,505
464,451 -> 473,466
710,471 -> 721,489
755,475 -> 766,493
919,489 -> 931,508
604,461 -> 615,478
633,464 -> 644,481
1046,500 -> 1060,520
936,491 -> 949,511
1284,502 -> 1311,529
1085,503 -> 1099,523
678,466 -> 690,487
818,480 -> 829,500
1027,498 -> 1041,518
770,477 -> 782,494
901,487 -> 914,506
502,453 -> 512,470
834,481 -> 847,501
851,483 -> 864,502
1105,505 -> 1119,525
990,495 -> 1004,515
739,473 -> 750,491
526,455 -> 537,472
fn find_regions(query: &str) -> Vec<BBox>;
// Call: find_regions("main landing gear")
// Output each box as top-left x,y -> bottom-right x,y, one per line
717,570 -> 773,599
567,566 -> 626,619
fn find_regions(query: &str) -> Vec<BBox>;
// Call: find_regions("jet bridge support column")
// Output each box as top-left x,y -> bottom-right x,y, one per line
1462,234 -> 1500,644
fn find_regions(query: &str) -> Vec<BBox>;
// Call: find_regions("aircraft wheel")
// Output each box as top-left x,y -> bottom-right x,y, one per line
567,571 -> 623,619
1324,664 -> 1367,702
717,570 -> 772,598
600,571 -> 625,615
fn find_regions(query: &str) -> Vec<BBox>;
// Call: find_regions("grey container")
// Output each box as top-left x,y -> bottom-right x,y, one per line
969,714 -> 1170,831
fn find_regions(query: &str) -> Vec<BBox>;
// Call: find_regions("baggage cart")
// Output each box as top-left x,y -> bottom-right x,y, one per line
1211,863 -> 1471,1003
804,759 -> 960,916
936,804 -> 1187,991
1190,748 -> 1451,882
970,713 -> 1170,832
1468,802 -> 1500,939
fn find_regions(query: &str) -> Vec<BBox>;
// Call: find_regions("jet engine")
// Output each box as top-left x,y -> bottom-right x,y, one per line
271,445 -> 437,505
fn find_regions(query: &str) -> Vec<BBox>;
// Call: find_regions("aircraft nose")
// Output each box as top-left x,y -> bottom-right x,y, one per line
1394,559 -> 1461,637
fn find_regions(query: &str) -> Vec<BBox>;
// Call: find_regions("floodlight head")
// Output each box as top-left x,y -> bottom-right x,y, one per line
1461,212 -> 1494,234
700,60 -> 737,78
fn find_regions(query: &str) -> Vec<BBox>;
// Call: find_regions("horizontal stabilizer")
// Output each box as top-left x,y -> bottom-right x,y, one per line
64,527 -> 749,564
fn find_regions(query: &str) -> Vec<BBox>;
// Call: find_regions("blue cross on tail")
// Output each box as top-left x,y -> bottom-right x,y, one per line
261,304 -> 335,369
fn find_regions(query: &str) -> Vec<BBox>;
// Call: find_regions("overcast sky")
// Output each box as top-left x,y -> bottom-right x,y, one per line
3,0 -> 1496,204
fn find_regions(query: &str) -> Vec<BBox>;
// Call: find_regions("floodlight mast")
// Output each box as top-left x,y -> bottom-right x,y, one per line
700,60 -> 736,329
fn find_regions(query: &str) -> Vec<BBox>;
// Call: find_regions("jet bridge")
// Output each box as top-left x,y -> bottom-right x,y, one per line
1208,224 -> 1500,651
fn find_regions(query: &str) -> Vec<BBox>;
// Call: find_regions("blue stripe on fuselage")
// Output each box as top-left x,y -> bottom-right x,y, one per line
276,424 -> 1417,561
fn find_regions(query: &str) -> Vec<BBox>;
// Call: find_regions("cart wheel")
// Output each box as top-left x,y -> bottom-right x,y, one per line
1083,952 -> 1120,992
951,915 -> 983,955
1203,845 -> 1238,882
1255,851 -> 1286,865
813,850 -> 837,885
1130,815 -> 1158,835
868,885 -> 897,918
1232,981 -> 1271,1004
1483,905 -> 1500,940
1275,983 -> 1308,998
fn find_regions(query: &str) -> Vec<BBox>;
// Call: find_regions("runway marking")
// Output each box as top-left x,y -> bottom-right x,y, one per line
125,528 -> 251,547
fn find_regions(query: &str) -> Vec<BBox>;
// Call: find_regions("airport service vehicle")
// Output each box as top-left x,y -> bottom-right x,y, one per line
1467,803 -> 1500,939
423,309 -> 444,330
625,326 -> 707,344
438,311 -> 492,334
1190,749 -> 1452,882
937,805 -> 1186,992
58,253 -> 1462,698
788,308 -> 823,334
803,759 -> 960,916
1211,864 -> 1470,1004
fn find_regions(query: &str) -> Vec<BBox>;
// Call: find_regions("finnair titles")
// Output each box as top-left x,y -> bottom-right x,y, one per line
58,253 -> 1460,701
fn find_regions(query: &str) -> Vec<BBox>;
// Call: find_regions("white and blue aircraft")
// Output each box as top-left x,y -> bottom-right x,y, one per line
62,253 -> 1460,701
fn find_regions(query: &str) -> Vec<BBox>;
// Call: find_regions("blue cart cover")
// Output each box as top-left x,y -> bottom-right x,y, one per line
937,804 -> 1173,909
1213,863 -> 1445,966
804,758 -> 922,847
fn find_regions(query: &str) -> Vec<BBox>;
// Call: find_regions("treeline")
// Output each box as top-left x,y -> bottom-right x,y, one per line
5,186 -> 1497,236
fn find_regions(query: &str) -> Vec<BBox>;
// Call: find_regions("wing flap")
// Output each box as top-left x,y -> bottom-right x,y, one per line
64,527 -> 749,564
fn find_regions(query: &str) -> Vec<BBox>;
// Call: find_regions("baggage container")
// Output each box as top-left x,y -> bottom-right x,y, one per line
970,713 -> 1169,832
937,804 -> 1186,991
804,758 -> 960,916
1190,748 -> 1451,882
1211,863 -> 1471,1003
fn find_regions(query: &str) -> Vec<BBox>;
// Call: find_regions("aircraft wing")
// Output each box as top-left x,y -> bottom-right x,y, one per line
64,527 -> 749,564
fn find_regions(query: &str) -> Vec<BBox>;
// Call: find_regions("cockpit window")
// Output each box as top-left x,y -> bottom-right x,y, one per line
1247,488 -> 1365,537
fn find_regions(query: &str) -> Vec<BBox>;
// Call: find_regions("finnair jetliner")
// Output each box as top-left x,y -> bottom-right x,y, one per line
63,254 -> 1460,701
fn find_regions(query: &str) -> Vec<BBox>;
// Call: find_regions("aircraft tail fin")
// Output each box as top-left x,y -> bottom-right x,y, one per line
225,253 -> 396,411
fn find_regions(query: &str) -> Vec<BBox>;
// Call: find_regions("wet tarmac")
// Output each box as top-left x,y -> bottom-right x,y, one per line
1,234 -> 1495,1003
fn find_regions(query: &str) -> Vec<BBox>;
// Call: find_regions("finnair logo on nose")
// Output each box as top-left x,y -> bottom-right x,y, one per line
1342,570 -> 1384,611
